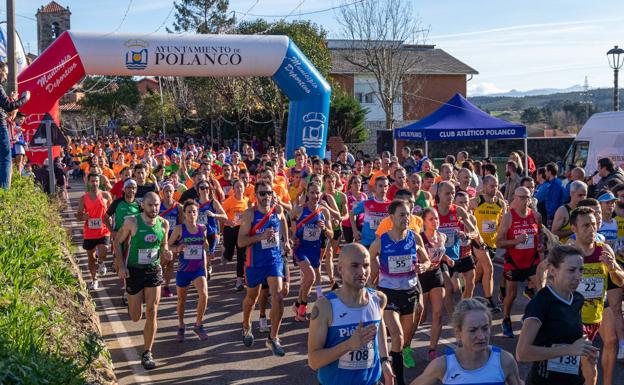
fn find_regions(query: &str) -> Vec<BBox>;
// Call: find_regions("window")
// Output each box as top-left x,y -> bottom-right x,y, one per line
51,22 -> 60,39
563,141 -> 589,171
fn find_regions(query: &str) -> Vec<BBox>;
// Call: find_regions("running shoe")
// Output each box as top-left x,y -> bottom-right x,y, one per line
121,292 -> 128,306
243,328 -> 254,347
427,349 -> 438,361
141,351 -> 156,370
193,324 -> 209,341
294,304 -> 308,322
97,262 -> 107,277
176,326 -> 185,342
207,264 -> 213,281
235,277 -> 245,292
487,298 -> 501,313
89,279 -> 99,290
402,346 -> 415,368
291,302 -> 300,316
259,317 -> 270,333
523,287 -> 536,300
161,286 -> 174,298
266,338 -> 285,357
618,341 -> 624,361
502,318 -> 514,338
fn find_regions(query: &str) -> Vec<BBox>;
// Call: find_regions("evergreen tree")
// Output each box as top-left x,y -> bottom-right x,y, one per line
168,0 -> 235,34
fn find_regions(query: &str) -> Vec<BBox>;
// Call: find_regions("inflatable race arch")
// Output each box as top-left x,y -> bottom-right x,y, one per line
18,31 -> 331,160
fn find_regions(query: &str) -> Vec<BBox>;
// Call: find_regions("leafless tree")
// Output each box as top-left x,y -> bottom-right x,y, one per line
337,0 -> 428,131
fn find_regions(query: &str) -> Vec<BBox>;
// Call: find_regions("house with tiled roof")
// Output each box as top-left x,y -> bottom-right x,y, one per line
328,39 -> 478,153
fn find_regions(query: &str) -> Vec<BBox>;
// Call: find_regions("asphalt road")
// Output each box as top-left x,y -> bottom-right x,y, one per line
61,179 -> 623,385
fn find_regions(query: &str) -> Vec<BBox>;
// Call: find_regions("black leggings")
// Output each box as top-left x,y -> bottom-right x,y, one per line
223,225 -> 246,278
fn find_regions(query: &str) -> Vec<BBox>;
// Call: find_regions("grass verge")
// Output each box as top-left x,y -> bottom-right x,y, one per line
0,175 -> 110,384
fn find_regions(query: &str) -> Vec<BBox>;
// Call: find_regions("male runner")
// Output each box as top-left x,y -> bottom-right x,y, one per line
496,187 -> 542,338
308,243 -> 395,385
552,180 -> 588,243
571,206 -> 624,385
238,181 -> 291,356
76,172 -> 113,290
470,174 -> 506,311
114,192 -> 173,369
351,176 -> 392,247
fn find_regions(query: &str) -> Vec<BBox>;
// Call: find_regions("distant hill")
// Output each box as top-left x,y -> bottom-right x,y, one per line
486,85 -> 584,98
469,88 -> 618,112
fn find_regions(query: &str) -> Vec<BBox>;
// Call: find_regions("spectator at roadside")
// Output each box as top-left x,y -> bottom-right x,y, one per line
591,157 -> 624,197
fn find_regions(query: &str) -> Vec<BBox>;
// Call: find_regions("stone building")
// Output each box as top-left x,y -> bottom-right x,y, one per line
36,1 -> 71,54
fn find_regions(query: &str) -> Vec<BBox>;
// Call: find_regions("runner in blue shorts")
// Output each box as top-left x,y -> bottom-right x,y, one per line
291,182 -> 333,322
238,181 -> 291,356
168,200 -> 210,342
195,180 -> 227,278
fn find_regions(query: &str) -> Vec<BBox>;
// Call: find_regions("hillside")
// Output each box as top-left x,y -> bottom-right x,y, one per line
469,87 -> 618,112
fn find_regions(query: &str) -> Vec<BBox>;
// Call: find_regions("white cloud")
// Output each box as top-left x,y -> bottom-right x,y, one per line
468,82 -> 509,96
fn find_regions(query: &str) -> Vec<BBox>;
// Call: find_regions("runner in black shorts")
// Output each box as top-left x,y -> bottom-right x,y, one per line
419,207 -> 455,361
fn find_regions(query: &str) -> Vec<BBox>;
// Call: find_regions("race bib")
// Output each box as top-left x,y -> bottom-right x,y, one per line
167,218 -> 176,229
482,220 -> 496,234
198,213 -> 208,225
234,212 -> 243,225
138,248 -> 159,264
261,231 -> 280,249
88,218 -> 102,229
367,215 -> 383,229
547,345 -> 580,375
440,228 -> 456,248
338,342 -> 375,370
515,234 -> 535,250
185,244 -> 203,260
388,254 -> 413,274
577,277 -> 604,299
303,226 -> 322,242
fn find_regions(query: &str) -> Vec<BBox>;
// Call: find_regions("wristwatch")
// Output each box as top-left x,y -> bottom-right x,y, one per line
380,356 -> 391,365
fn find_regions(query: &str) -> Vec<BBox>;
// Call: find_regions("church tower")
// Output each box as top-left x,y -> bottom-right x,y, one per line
36,1 -> 71,54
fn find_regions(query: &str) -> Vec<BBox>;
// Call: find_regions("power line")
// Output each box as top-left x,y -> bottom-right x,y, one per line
104,0 -> 134,35
152,3 -> 176,33
238,0 -> 365,18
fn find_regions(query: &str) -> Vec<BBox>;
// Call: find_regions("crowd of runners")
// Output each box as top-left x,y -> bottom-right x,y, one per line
50,134 -> 624,385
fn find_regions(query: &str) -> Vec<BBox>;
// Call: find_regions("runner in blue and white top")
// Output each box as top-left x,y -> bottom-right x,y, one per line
412,298 -> 522,385
369,200 -> 431,385
168,200 -> 210,342
308,243 -> 395,385
291,182 -> 333,322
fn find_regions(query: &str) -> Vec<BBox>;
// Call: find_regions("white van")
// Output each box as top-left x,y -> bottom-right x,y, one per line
562,111 -> 624,177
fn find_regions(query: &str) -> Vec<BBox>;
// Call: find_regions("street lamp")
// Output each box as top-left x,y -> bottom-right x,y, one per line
607,45 -> 624,111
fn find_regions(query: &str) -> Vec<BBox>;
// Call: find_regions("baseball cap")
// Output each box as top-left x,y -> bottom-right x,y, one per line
597,192 -> 617,202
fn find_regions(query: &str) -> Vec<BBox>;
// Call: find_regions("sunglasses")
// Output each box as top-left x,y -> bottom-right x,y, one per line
199,186 -> 210,190
257,191 -> 273,197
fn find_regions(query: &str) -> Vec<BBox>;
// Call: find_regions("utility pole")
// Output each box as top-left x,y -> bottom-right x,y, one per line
6,0 -> 17,94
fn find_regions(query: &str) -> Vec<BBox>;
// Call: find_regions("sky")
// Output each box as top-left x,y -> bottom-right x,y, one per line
10,0 -> 624,95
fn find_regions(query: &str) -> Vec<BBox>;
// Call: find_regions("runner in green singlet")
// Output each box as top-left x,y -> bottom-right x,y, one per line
114,192 -> 173,370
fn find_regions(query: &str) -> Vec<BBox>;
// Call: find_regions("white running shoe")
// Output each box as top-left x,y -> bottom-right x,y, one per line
618,341 -> 624,361
89,280 -> 100,290
97,262 -> 107,277
258,317 -> 270,333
